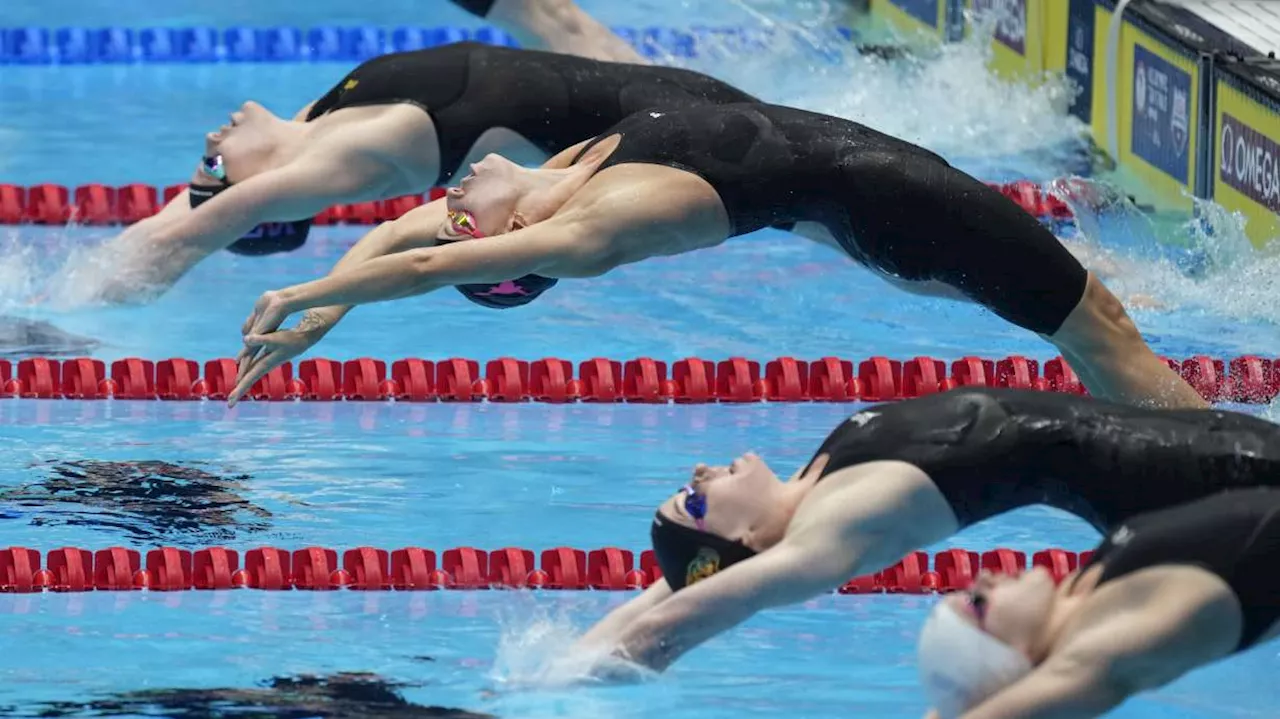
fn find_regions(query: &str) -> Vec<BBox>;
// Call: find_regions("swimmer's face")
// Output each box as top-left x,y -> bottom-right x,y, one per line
439,154 -> 524,240
194,101 -> 282,183
660,453 -> 781,543
946,568 -> 1056,659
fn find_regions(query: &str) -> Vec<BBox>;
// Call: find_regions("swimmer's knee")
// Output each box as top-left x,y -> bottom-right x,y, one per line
1051,274 -> 1144,354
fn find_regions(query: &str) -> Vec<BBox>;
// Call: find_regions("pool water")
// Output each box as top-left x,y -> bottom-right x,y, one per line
1,0 -> 1279,717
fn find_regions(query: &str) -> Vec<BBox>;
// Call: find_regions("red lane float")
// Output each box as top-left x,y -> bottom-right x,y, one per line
1,354 -> 1273,403
0,544 -> 1094,593
0,181 -> 1073,227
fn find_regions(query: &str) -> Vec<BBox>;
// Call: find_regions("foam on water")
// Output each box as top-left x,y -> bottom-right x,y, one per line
1050,177 -> 1280,325
676,8 -> 1088,171
489,604 -> 655,690
480,604 -> 659,719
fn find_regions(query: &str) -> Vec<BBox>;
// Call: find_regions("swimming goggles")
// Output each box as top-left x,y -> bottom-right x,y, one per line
448,209 -> 483,238
681,483 -> 707,530
200,154 -> 228,183
965,588 -> 990,627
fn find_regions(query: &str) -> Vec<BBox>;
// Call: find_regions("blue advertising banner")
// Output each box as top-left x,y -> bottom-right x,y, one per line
889,0 -> 941,30
1131,44 -> 1192,184
1065,0 -> 1095,123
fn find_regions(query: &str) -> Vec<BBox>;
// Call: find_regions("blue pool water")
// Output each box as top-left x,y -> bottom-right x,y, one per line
2,0 -> 1279,717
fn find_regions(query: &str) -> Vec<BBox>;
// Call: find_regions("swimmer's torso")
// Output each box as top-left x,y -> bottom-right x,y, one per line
306,43 -> 756,184
809,387 -> 1280,531
575,102 -> 947,241
1081,488 -> 1280,651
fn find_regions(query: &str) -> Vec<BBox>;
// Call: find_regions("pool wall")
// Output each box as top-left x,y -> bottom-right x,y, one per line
868,0 -> 1280,249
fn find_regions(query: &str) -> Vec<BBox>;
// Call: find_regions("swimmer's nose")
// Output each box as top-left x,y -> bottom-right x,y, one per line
230,112 -> 245,125
446,187 -> 463,199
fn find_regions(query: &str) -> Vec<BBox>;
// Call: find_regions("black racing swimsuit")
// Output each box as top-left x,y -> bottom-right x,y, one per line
571,103 -> 1089,335
1082,488 -> 1280,651
807,387 -> 1280,532
450,0 -> 498,16
305,42 -> 757,184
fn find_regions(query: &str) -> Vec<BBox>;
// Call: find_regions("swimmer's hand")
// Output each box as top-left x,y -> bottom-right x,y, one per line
228,307 -> 335,407
546,649 -> 655,687
242,290 -> 294,338
508,646 -> 654,690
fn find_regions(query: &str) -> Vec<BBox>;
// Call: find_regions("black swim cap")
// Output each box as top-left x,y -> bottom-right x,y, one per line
453,274 -> 560,309
650,510 -> 757,590
433,237 -> 559,309
189,183 -> 313,256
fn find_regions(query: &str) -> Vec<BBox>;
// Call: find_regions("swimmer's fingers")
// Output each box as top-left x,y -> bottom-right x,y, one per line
227,336 -> 287,407
247,291 -> 292,338
228,332 -> 313,407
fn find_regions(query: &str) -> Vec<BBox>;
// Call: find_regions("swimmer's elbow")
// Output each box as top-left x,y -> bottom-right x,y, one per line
407,249 -> 451,294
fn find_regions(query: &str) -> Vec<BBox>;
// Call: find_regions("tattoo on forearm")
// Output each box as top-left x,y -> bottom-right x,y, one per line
296,310 -> 328,333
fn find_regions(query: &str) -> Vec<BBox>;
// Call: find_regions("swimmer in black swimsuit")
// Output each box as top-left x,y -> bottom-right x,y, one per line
450,0 -> 645,63
82,42 -> 753,304
235,102 -> 1204,409
524,388 -> 1279,678
917,488 -> 1280,718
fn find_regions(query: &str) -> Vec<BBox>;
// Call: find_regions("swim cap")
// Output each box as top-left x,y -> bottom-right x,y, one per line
453,274 -> 559,309
917,601 -> 1033,718
650,511 -> 757,590
188,183 -> 312,256
433,227 -> 559,309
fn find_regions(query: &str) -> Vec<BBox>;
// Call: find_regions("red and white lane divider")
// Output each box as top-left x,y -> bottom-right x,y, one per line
0,181 -> 1070,227
0,544 -> 1086,593
2,354 -> 1274,403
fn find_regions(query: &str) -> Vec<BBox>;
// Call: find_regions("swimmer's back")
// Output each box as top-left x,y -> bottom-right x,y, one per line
572,102 -> 1090,336
809,388 -> 1280,531
307,43 -> 757,183
575,102 -> 946,235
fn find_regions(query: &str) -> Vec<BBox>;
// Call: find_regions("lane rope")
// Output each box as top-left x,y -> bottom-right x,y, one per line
0,180 -> 1074,227
0,24 -> 859,65
0,544 -> 1089,593
1,354 -> 1272,403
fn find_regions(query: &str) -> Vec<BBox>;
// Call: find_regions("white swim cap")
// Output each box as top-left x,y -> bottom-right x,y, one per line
917,601 -> 1033,718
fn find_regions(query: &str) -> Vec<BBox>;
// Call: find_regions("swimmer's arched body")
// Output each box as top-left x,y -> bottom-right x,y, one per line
233,102 -> 1204,409
88,42 -> 754,303
917,488 -> 1280,718
547,388 -> 1280,677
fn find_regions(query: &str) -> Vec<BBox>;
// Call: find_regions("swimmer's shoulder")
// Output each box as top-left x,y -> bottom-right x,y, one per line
1055,566 -> 1240,686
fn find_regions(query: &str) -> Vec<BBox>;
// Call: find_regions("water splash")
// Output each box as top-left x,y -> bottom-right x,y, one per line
489,605 -> 655,690
677,4 -> 1088,169
0,230 -> 43,313
481,604 -> 656,719
1050,177 -> 1280,324
0,224 -> 168,312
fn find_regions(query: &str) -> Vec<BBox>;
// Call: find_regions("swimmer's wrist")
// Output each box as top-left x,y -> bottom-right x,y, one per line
296,309 -> 339,338
274,286 -> 310,314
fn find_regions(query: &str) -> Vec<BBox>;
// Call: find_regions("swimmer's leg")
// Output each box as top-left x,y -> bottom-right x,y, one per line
838,153 -> 1202,409
1045,273 -> 1207,409
467,0 -> 647,63
790,221 -> 973,301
